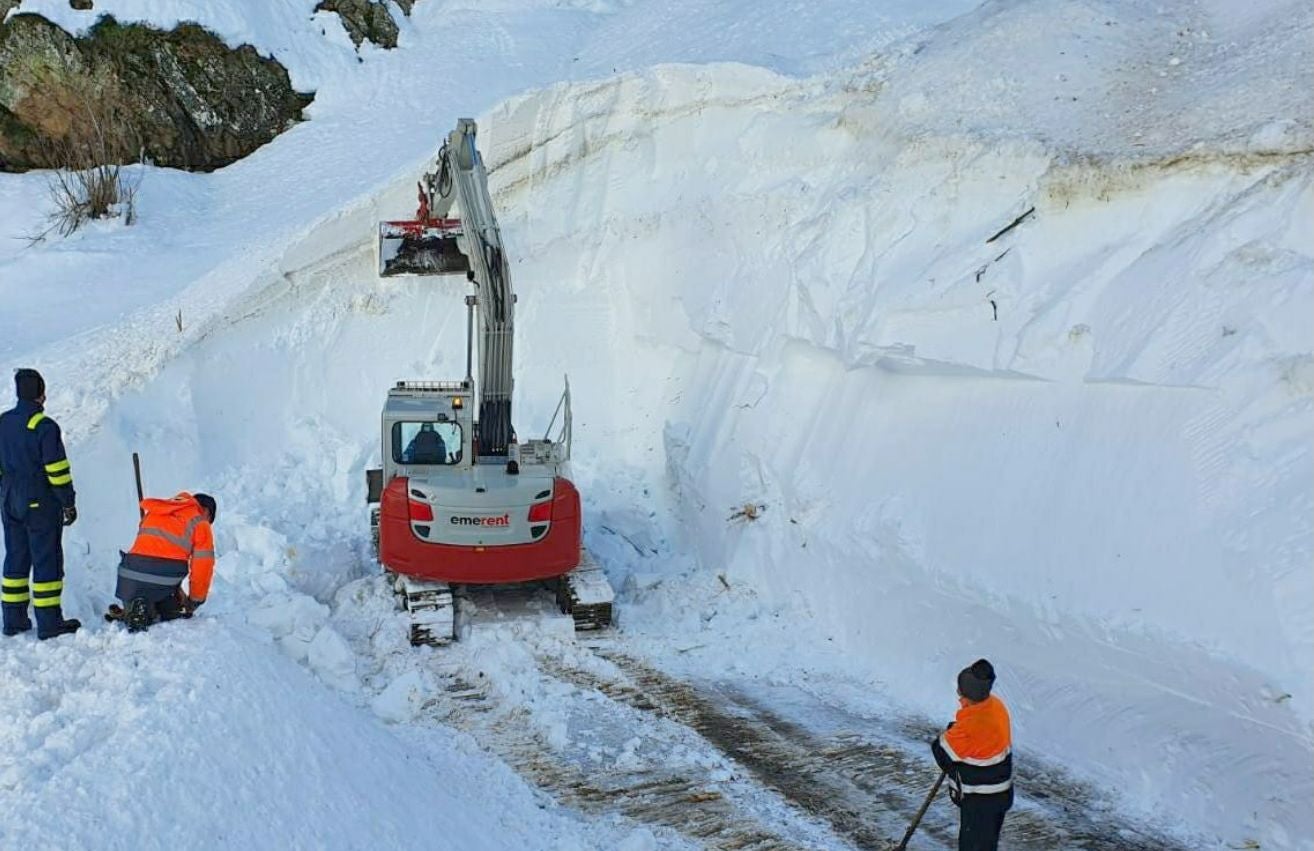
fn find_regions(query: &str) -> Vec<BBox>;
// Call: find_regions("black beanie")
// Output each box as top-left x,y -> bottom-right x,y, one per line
15,368 -> 44,402
194,493 -> 217,523
957,658 -> 996,702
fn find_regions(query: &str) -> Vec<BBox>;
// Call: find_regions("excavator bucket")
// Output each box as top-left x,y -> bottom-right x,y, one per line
378,181 -> 471,277
378,218 -> 470,277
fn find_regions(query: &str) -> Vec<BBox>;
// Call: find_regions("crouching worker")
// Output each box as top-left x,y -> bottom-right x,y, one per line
114,492 -> 216,633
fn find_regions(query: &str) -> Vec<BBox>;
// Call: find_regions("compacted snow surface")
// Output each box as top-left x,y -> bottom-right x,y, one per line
1,0 -> 1311,849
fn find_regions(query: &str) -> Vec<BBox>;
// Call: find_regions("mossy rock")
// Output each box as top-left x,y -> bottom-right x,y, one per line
0,13 -> 313,172
316,0 -> 400,49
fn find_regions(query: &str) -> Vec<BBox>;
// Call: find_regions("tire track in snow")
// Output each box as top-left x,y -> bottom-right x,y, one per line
547,647 -> 1193,851
419,655 -> 825,850
540,647 -> 941,850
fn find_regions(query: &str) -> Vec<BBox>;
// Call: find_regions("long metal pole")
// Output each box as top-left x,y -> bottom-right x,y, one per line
464,294 -> 476,383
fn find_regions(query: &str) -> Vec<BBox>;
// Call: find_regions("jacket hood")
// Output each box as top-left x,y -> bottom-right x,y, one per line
140,492 -> 201,518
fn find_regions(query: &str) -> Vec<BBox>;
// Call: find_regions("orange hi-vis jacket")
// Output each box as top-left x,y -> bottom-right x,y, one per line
931,694 -> 1013,800
127,493 -> 216,602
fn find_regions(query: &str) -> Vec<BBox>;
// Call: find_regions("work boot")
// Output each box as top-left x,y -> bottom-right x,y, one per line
37,618 -> 81,640
3,603 -> 33,636
124,597 -> 152,633
3,619 -> 32,637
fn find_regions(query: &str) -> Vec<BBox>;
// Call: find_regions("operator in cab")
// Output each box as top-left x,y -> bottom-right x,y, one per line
405,422 -> 448,464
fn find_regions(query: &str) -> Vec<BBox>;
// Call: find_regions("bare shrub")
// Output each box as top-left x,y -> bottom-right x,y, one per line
29,87 -> 143,241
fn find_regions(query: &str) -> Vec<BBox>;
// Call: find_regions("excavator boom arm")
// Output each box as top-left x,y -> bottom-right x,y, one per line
389,120 -> 515,457
448,121 -> 515,457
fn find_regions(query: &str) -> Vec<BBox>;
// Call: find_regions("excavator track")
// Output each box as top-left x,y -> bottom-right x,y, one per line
392,574 -> 456,646
390,553 -> 615,646
557,551 -> 615,631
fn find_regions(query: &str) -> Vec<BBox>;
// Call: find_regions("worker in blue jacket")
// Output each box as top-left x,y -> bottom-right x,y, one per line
1,369 -> 81,639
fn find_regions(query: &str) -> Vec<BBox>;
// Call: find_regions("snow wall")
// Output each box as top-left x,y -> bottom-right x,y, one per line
46,62 -> 1311,851
475,67 -> 1314,844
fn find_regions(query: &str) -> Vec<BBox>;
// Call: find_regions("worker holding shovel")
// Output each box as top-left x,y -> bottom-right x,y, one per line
894,659 -> 1013,850
928,658 -> 1014,850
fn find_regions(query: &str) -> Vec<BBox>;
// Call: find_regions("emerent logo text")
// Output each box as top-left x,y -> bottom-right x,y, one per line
450,514 -> 511,527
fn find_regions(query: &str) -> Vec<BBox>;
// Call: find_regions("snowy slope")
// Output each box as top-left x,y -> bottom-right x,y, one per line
1,0 -> 1311,849
0,618 -> 657,850
0,0 -> 954,437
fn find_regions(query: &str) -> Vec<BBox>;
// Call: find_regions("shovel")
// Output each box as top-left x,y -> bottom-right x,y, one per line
892,771 -> 945,850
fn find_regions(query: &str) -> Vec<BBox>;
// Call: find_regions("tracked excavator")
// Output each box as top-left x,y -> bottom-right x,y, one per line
366,120 -> 613,645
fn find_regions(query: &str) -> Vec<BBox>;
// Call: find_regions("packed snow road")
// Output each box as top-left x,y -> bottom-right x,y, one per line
372,594 -> 1194,851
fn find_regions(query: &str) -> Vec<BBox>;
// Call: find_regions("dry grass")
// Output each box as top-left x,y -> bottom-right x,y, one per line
27,90 -> 143,242
728,502 -> 767,523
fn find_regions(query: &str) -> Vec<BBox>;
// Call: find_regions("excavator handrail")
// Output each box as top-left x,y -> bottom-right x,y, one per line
543,376 -> 572,461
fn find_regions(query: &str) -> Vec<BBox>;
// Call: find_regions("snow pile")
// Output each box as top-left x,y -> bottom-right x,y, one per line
0,618 -> 638,850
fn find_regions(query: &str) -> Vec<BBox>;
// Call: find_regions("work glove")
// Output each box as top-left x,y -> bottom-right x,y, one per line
61,506 -> 78,527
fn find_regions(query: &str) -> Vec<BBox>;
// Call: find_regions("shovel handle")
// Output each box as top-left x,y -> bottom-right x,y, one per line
893,771 -> 946,850
132,452 -> 145,517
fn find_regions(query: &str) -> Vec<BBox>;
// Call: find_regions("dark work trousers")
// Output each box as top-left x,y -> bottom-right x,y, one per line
116,551 -> 189,628
959,788 -> 1013,851
2,500 -> 66,636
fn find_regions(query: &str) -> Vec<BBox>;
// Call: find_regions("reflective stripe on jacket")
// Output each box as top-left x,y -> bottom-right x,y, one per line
931,694 -> 1013,799
116,551 -> 190,607
127,493 -> 215,602
0,400 -> 76,514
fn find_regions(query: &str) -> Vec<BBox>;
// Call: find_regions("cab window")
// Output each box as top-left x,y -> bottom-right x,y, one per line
393,421 -> 462,465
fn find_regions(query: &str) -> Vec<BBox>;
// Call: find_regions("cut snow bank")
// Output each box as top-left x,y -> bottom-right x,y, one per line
471,65 -> 1313,846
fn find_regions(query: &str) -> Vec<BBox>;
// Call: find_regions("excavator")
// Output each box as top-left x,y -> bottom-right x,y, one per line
366,119 -> 613,645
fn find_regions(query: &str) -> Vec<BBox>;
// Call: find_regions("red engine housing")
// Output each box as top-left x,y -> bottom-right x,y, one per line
378,476 -> 582,584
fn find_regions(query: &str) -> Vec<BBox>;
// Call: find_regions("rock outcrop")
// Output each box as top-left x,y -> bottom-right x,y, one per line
0,14 -> 312,172
316,0 -> 400,49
